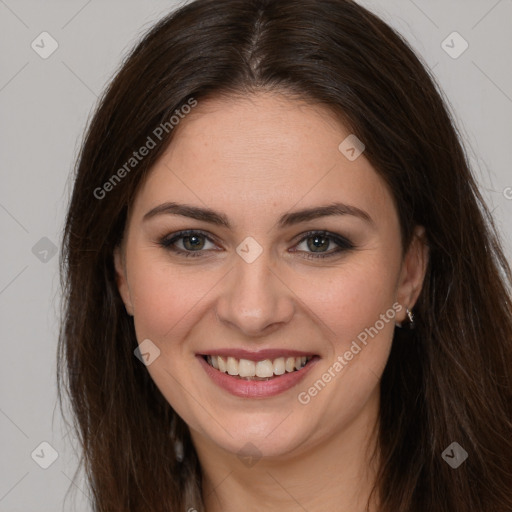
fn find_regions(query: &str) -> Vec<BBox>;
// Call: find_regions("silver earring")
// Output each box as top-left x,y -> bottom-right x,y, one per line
396,307 -> 415,329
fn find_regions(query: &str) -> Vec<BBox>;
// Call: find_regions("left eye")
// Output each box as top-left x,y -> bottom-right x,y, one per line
292,231 -> 354,259
158,230 -> 354,259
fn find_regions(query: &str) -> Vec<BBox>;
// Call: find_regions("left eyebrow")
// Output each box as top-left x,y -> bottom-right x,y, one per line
142,201 -> 374,228
278,202 -> 373,228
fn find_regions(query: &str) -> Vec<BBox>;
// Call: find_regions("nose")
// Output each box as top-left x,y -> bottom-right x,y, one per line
215,247 -> 295,337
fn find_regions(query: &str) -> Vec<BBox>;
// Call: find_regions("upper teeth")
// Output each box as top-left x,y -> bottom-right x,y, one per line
207,355 -> 311,378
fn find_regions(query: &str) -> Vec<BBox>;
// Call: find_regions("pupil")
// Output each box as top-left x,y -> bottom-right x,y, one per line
308,235 -> 328,252
184,235 -> 204,250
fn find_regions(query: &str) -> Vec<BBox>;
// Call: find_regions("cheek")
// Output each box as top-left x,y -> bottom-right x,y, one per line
126,255 -> 220,427
127,246 -> 222,342
133,275 -> 210,347
291,253 -> 400,404
292,278 -> 398,441
294,255 -> 401,343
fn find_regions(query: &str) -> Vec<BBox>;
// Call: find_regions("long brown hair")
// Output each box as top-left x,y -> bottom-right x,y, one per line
57,0 -> 512,510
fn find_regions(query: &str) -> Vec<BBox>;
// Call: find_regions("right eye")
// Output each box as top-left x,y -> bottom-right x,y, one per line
159,230 -> 219,258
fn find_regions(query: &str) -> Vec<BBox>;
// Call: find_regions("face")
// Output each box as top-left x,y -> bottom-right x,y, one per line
114,92 -> 428,460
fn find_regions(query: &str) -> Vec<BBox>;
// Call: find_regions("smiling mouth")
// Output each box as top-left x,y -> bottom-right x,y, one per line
202,354 -> 315,381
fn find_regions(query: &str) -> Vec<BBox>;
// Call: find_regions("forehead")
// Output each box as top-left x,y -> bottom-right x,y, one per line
130,92 -> 396,228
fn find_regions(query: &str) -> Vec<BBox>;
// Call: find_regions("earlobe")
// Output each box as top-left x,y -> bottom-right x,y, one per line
395,225 -> 429,323
113,245 -> 134,316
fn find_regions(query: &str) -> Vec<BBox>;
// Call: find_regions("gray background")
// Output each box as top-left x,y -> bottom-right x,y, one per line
1,1 -> 511,510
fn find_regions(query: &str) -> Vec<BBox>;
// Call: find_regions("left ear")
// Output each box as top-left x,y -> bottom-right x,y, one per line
395,225 -> 429,323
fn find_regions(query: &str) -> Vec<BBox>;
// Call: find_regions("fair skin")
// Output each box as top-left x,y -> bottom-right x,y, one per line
114,92 -> 429,512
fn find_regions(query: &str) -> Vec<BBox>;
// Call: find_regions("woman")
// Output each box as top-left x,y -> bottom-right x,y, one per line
57,0 -> 512,510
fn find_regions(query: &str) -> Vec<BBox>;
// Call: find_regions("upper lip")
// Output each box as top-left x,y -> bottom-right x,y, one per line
197,348 -> 317,361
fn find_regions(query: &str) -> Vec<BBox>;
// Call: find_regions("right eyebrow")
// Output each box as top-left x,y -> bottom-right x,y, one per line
143,202 -> 231,227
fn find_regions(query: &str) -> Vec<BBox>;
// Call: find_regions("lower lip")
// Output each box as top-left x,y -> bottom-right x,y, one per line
197,355 -> 319,398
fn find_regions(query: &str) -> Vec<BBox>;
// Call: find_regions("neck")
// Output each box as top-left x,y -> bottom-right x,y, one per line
191,391 -> 381,512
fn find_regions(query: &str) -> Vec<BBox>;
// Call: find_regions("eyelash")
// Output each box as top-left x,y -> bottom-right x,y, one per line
158,229 -> 354,260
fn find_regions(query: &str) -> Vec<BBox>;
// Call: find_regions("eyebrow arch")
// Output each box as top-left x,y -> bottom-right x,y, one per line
142,201 -> 373,228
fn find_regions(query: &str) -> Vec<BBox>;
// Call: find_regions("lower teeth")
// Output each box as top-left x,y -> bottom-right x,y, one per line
238,375 -> 276,381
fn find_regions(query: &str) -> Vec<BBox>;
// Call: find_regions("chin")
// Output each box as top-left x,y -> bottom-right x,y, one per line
200,414 -> 314,461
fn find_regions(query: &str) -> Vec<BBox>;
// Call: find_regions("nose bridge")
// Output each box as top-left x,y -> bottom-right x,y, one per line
215,245 -> 294,336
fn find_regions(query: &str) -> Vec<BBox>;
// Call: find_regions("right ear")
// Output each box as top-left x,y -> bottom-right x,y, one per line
113,245 -> 134,316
